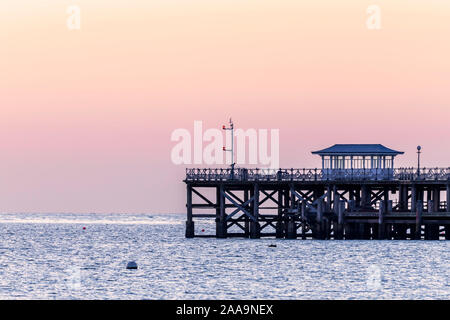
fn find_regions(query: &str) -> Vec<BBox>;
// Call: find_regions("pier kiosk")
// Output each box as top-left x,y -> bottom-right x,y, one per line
312,144 -> 404,180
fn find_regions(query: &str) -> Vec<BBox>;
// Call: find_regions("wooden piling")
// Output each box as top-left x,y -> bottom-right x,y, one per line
394,224 -> 407,240
250,183 -> 260,239
424,200 -> 435,240
276,189 -> 284,238
186,185 -> 195,238
326,185 -> 332,212
377,200 -> 385,239
336,200 -> 345,240
361,185 -> 369,209
433,188 -> 440,212
316,199 -> 324,239
445,225 -> 450,240
286,218 -> 297,239
301,201 -> 307,239
217,184 -> 227,238
415,200 -> 423,240
411,185 -> 417,213
399,185 -> 407,211
447,184 -> 450,212
333,185 -> 339,213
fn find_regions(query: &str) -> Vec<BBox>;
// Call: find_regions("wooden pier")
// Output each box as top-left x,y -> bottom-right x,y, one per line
184,167 -> 450,240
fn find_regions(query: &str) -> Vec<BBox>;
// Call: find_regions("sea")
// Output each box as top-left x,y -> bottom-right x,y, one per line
0,212 -> 449,300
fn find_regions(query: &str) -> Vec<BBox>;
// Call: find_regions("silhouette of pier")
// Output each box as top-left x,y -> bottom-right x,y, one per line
184,145 -> 450,240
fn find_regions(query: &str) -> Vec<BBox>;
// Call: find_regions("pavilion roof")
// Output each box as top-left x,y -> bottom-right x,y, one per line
311,144 -> 404,156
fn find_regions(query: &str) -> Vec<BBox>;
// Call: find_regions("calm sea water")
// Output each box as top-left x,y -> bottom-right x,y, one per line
0,213 -> 449,300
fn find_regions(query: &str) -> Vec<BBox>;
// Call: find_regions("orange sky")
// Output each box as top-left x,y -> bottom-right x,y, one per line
1,1 -> 449,213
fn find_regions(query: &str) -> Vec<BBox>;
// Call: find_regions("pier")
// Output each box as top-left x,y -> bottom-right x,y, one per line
184,145 -> 450,240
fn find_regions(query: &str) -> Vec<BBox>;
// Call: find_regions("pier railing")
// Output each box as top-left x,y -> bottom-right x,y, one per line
185,167 -> 450,182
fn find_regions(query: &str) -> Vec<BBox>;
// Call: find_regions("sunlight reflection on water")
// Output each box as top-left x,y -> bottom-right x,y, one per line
0,213 -> 449,300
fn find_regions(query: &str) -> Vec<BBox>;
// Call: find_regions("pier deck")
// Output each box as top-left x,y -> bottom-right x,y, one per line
184,168 -> 450,240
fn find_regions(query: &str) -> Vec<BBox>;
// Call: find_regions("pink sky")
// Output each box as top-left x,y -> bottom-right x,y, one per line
1,0 -> 449,213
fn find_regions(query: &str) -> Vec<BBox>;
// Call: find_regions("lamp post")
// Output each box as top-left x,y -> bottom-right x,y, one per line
417,145 -> 421,179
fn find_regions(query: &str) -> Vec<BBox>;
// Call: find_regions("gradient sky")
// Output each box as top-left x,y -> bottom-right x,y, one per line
1,0 -> 450,213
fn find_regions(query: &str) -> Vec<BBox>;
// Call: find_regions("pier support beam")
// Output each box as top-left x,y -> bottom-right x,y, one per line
384,188 -> 390,213
336,200 -> 345,240
185,221 -> 194,238
378,200 -> 386,240
244,189 -> 250,237
433,188 -> 440,212
445,225 -> 450,240
286,218 -> 297,239
393,224 -> 407,240
418,187 -> 424,202
411,185 -> 417,212
425,201 -> 439,240
333,185 -> 339,212
275,221 -> 284,238
276,190 -> 284,238
286,185 -> 297,239
301,201 -> 307,239
360,223 -> 370,240
425,224 -> 439,240
250,184 -> 260,239
216,185 -> 227,238
315,199 -> 325,239
250,221 -> 260,239
327,185 -> 332,212
361,185 -> 370,209
415,200 -> 423,240
186,185 -> 194,238
447,184 -> 450,212
399,185 -> 408,211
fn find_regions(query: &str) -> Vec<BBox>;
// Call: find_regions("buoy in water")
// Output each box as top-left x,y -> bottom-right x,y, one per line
82,227 -> 86,230
201,229 -> 205,232
126,261 -> 138,270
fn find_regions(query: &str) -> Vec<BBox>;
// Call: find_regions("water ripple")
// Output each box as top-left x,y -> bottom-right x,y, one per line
0,213 -> 449,299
